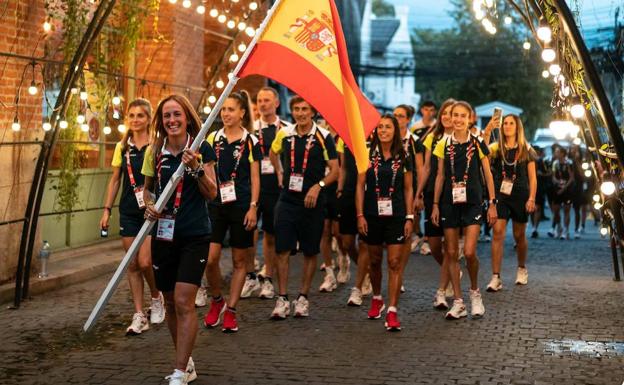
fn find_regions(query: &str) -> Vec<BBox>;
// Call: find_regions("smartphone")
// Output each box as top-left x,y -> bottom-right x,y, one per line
492,107 -> 503,129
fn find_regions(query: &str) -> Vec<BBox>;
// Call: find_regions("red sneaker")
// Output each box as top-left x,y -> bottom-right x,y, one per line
367,297 -> 385,319
203,298 -> 226,328
222,308 -> 238,333
384,310 -> 401,331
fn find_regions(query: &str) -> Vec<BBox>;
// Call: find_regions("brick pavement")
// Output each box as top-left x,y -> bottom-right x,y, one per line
1,226 -> 624,385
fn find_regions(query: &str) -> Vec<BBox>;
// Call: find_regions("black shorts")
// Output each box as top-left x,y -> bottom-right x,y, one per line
152,235 -> 210,292
552,190 -> 572,205
362,216 -> 406,245
209,204 -> 255,249
497,200 -> 529,223
274,199 -> 325,256
423,193 -> 444,237
338,194 -> 358,235
440,203 -> 483,229
119,213 -> 143,237
258,193 -> 279,234
325,191 -> 339,220
535,185 -> 546,206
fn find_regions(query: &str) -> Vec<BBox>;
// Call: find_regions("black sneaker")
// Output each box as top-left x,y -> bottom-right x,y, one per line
531,231 -> 538,238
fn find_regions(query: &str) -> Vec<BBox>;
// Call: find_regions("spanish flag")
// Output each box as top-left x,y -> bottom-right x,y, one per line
238,0 -> 380,172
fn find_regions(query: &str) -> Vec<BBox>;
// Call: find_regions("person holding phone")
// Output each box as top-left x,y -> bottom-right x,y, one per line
356,114 -> 414,331
100,98 -> 165,335
431,101 -> 497,320
486,115 -> 537,291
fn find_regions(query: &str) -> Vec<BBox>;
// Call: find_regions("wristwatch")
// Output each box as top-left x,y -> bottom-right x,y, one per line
405,214 -> 415,221
489,198 -> 499,205
250,201 -> 258,208
318,180 -> 326,188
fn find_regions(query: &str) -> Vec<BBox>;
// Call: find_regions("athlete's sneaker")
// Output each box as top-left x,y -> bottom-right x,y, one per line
194,287 -> 207,308
400,285 -> 406,293
531,230 -> 538,238
547,228 -> 555,238
271,297 -> 290,319
420,241 -> 432,255
203,298 -> 226,328
336,253 -> 350,283
410,234 -> 422,252
126,312 -> 149,335
240,276 -> 261,298
367,297 -> 385,319
445,299 -> 468,320
347,287 -> 363,306
574,230 -> 581,239
486,275 -> 503,292
186,357 -> 197,382
319,269 -> 337,292
292,296 -> 310,317
258,264 -> 267,279
515,267 -> 528,285
433,289 -> 449,310
150,292 -> 166,324
470,289 -> 485,317
165,369 -> 187,385
362,274 -> 373,296
384,310 -> 401,331
259,279 -> 275,299
221,308 -> 238,333
319,260 -> 336,271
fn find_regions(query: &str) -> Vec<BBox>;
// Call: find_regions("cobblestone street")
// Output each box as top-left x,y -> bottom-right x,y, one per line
2,227 -> 624,385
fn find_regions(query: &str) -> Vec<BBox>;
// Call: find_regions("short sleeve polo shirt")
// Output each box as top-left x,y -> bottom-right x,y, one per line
254,118 -> 291,195
112,139 -> 148,217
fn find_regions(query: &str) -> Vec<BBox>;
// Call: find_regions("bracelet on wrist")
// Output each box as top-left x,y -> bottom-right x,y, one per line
356,213 -> 364,218
104,207 -> 112,214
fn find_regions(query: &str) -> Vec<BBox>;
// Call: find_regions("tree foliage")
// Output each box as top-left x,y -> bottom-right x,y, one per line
411,0 -> 552,137
372,0 -> 395,18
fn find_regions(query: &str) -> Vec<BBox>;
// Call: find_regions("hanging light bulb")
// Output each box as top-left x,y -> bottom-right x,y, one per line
113,110 -> 120,120
112,96 -> 121,105
203,105 -> 212,114
572,137 -> 582,146
238,22 -> 247,31
81,123 -> 89,132
238,43 -> 247,52
196,4 -> 205,14
537,18 -> 552,43
216,80 -> 225,89
76,114 -> 85,124
227,20 -> 236,29
28,81 -> 38,95
593,194 -> 601,202
103,126 -> 112,135
249,1 -> 258,11
42,121 -> 52,131
542,47 -> 556,62
218,14 -> 227,23
70,87 -> 78,94
594,202 -> 603,210
523,41 -> 531,50
245,26 -> 256,37
601,181 -> 616,196
582,162 -> 590,170
117,124 -> 127,133
168,0 -> 177,4
208,95 -> 217,104
43,20 -> 52,33
484,0 -> 494,7
209,8 -> 218,17
182,0 -> 191,8
600,227 -> 609,236
80,90 -> 88,100
11,116 -> 20,132
475,9 -> 485,21
504,16 -> 512,25
570,97 -> 585,119
541,70 -> 550,78
548,63 -> 561,76
59,120 -> 68,129
584,169 -> 592,177
229,53 -> 239,62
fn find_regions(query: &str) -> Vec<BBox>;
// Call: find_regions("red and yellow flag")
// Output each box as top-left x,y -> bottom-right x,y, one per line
238,0 -> 380,172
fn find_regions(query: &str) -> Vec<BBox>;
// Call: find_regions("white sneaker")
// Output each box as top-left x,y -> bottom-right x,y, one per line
150,292 -> 166,324
400,285 -> 406,293
515,267 -> 528,285
445,299 -> 468,320
195,287 -> 207,307
258,264 -> 267,279
259,279 -> 275,299
126,312 -> 149,335
410,234 -> 422,252
574,230 -> 581,239
433,289 -> 448,310
240,276 -> 261,298
347,287 -> 363,306
186,357 -> 197,382
292,296 -> 309,317
486,275 -> 503,292
319,269 -> 337,292
319,260 -> 336,271
271,297 -> 290,319
336,252 -> 350,284
420,241 -> 431,255
470,289 -> 485,317
165,369 -> 187,385
362,274 -> 373,296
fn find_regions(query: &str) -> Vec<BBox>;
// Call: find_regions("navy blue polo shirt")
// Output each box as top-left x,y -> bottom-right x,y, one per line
363,152 -> 413,217
111,139 -> 147,217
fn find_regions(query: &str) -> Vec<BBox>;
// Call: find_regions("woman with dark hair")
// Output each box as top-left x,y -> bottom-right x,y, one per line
100,98 -> 165,335
202,90 -> 262,333
486,115 -> 537,292
431,101 -> 497,320
549,146 -> 575,239
356,114 -> 414,331
142,94 -> 218,385
415,98 -> 455,309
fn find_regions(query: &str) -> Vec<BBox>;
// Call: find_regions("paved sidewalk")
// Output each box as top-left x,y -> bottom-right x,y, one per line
1,227 -> 624,384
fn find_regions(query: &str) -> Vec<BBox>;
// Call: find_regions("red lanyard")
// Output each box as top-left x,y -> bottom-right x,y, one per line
449,137 -> 475,184
501,148 -> 520,181
215,132 -> 248,182
156,153 -> 184,215
290,134 -> 315,175
373,152 -> 400,199
258,120 -> 279,157
125,148 -> 139,189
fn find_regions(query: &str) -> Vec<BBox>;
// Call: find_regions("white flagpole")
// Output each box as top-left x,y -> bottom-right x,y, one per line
83,0 -> 285,332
